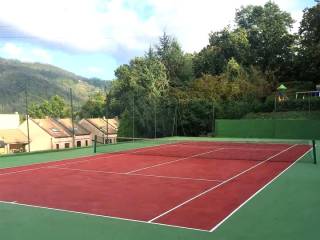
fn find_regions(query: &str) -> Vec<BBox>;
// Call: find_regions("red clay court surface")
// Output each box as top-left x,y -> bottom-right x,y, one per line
0,141 -> 312,232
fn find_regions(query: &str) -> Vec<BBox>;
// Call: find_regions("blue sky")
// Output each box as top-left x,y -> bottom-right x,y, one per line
0,0 -> 316,80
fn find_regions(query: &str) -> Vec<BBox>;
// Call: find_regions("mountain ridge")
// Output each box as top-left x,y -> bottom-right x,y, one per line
0,57 -> 110,113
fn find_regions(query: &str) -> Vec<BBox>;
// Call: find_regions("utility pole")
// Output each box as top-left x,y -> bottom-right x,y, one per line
25,80 -> 31,152
105,86 -> 109,144
70,88 -> 75,147
154,100 -> 157,139
212,102 -> 215,136
132,94 -> 135,142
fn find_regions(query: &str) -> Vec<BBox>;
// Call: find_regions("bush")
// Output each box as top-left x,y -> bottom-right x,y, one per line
276,98 -> 320,111
215,97 -> 320,120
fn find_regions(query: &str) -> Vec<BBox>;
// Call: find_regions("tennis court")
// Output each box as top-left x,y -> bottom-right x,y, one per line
0,140 -> 313,232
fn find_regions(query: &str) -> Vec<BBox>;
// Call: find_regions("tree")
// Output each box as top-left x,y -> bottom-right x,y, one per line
235,1 -> 295,74
226,57 -> 242,81
155,32 -> 194,86
50,95 -> 67,118
193,27 -> 250,77
28,95 -> 68,118
111,56 -> 169,137
79,92 -> 105,118
296,1 -> 320,83
209,27 -> 250,66
193,45 -> 226,77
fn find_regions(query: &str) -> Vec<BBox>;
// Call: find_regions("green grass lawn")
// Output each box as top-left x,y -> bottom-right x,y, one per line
0,137 -> 319,240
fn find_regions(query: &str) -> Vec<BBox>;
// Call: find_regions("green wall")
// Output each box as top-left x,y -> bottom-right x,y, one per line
215,120 -> 320,139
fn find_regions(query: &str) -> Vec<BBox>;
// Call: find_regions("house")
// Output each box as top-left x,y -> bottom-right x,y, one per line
20,118 -> 72,151
0,129 -> 28,154
55,118 -> 92,148
19,117 -> 92,152
0,113 -> 20,129
0,139 -> 5,154
0,113 -> 29,154
79,118 -> 118,144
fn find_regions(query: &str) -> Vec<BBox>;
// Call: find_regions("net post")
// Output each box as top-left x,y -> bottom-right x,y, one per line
93,135 -> 97,153
312,140 -> 317,164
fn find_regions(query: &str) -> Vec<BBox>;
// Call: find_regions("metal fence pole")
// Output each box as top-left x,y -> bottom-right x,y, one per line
93,135 -> 97,153
313,140 -> 317,164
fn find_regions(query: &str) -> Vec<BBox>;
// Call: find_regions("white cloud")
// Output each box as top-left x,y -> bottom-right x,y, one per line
145,0 -> 305,52
0,0 -> 308,54
87,66 -> 104,74
31,48 -> 53,63
1,42 -> 23,58
0,42 -> 53,63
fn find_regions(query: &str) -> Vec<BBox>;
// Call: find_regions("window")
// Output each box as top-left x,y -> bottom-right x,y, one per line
76,141 -> 81,147
56,144 -> 59,150
65,143 -> 70,148
85,140 -> 88,147
51,128 -> 60,132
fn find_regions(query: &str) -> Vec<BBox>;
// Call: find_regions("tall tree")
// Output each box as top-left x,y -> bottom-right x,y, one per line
235,1 -> 295,74
193,27 -> 250,77
112,56 -> 169,137
155,32 -> 194,86
79,92 -> 106,118
297,1 -> 320,83
29,95 -> 68,118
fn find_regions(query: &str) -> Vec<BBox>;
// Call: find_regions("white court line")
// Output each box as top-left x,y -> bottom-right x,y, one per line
51,142 -> 185,168
48,166 -> 223,183
221,147 -> 283,151
0,153 -> 117,173
129,173 -> 223,183
0,141 -> 183,173
0,149 -> 165,176
126,148 -> 225,174
0,167 -> 47,177
148,144 -> 297,223
0,144 -> 221,178
209,146 -> 312,232
0,200 -> 209,233
0,154 -> 119,177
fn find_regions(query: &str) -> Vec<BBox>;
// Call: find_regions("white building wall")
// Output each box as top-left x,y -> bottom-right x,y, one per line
52,137 -> 74,150
0,113 -> 20,129
74,135 -> 92,147
19,120 -> 52,152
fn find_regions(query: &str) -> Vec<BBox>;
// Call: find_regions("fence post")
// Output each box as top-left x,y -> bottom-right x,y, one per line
313,140 -> 317,164
93,135 -> 97,153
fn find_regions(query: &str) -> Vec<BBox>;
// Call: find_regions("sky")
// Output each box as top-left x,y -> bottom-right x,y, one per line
0,0 -> 316,80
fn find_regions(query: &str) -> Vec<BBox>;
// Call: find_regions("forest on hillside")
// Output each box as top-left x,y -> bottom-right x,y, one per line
28,1 -> 320,137
0,58 -> 108,113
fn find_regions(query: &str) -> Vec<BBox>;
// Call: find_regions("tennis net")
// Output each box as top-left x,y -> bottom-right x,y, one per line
94,137 -> 318,164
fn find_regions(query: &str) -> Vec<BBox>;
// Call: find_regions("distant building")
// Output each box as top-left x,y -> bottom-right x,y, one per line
0,139 -> 5,154
19,117 -> 92,152
0,129 -> 28,154
55,118 -> 92,148
0,113 -> 28,154
79,118 -> 118,144
0,113 -> 20,129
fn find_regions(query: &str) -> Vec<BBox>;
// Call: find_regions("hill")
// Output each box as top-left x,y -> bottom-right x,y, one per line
0,58 -> 110,113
